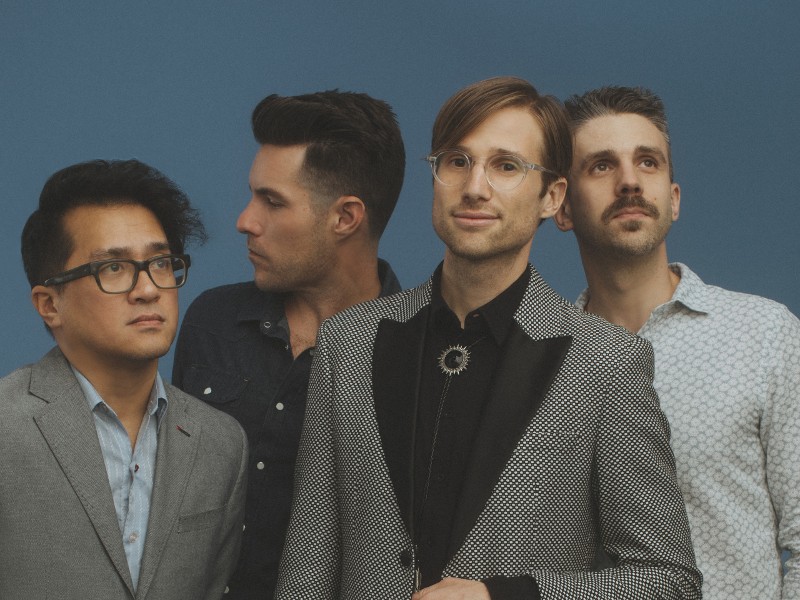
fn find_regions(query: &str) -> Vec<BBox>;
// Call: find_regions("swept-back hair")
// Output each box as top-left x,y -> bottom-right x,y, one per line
251,90 -> 405,238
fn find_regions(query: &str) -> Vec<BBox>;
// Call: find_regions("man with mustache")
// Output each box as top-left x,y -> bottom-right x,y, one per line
555,86 -> 800,599
276,77 -> 701,599
0,159 -> 248,598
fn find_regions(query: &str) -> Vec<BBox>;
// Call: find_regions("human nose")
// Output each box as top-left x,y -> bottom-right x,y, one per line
616,162 -> 643,196
236,198 -> 261,235
129,265 -> 160,302
462,159 -> 492,200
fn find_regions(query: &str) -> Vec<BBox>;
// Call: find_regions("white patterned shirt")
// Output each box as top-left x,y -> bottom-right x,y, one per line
577,263 -> 800,599
73,368 -> 167,591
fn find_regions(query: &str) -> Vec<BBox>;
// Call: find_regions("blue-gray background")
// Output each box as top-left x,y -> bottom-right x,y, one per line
2,1 -> 798,378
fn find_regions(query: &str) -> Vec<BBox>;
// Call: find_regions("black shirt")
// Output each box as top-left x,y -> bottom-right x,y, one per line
172,260 -> 401,599
415,265 -> 530,590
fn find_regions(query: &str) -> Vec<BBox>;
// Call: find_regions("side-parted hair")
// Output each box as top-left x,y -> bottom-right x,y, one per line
251,90 -> 406,239
21,159 -> 206,289
565,86 -> 673,181
431,76 -> 572,196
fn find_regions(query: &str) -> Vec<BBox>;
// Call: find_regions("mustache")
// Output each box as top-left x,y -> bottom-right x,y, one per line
601,195 -> 660,223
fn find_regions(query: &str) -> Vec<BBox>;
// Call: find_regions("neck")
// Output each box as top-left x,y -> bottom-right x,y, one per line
440,250 -> 528,326
579,243 -> 678,333
65,351 -> 158,446
285,250 -> 382,357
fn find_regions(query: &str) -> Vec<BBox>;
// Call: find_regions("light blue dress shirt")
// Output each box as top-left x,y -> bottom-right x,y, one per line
73,367 -> 168,591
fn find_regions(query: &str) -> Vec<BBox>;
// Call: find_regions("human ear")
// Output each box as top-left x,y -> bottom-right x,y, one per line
31,285 -> 62,330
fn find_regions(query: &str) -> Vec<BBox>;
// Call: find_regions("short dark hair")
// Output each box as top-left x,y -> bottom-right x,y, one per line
565,86 -> 673,180
431,76 -> 572,196
251,90 -> 406,238
22,159 -> 206,288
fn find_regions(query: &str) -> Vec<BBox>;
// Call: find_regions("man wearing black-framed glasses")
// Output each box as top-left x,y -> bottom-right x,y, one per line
0,159 -> 248,599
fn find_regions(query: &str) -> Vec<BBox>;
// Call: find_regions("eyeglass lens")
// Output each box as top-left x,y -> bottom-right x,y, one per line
433,151 -> 527,191
97,257 -> 187,293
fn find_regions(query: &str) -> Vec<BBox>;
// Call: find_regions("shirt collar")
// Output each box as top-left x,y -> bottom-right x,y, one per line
575,262 -> 711,316
430,262 -> 530,346
73,366 -> 168,427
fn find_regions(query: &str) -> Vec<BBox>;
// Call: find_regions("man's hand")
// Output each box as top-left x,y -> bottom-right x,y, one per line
411,577 -> 490,599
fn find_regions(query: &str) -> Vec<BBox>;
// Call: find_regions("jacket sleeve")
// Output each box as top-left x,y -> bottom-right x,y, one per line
533,335 -> 703,599
275,322 -> 342,599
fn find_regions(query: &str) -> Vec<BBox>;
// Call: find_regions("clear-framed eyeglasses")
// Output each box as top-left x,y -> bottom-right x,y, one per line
426,149 -> 559,191
42,254 -> 191,294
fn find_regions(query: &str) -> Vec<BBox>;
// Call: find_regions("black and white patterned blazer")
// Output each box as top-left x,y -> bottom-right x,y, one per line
277,265 -> 702,599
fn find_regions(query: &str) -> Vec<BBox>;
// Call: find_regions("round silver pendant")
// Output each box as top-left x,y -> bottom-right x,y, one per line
438,344 -> 470,376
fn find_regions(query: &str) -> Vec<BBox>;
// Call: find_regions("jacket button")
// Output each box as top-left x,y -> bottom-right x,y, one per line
399,549 -> 412,567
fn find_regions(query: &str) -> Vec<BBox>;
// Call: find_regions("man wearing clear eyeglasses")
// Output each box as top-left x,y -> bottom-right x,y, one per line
276,77 -> 701,600
0,159 -> 248,599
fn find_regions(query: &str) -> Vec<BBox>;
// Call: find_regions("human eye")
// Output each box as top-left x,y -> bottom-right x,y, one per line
150,256 -> 172,271
640,157 -> 658,169
97,261 -> 131,280
442,152 -> 469,170
490,156 -> 523,176
589,161 -> 611,174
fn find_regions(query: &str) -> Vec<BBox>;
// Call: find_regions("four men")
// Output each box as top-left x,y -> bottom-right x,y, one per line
171,90 -> 405,597
4,81 -> 793,600
1,160 -> 247,598
276,77 -> 701,599
555,85 -> 800,599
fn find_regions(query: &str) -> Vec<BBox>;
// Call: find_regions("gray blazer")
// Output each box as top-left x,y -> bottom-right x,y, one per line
277,265 -> 702,599
0,347 -> 248,599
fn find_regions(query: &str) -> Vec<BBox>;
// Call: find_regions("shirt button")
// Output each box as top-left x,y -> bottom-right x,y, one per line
242,523 -> 246,531
256,461 -> 265,470
309,348 -> 316,356
203,387 -> 212,395
224,586 -> 230,594
263,321 -> 271,329
128,531 -> 139,543
275,402 -> 285,411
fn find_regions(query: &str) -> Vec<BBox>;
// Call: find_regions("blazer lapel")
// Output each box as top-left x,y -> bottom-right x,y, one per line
372,306 -> 429,535
448,324 -> 572,557
30,349 -> 135,594
135,393 -> 200,599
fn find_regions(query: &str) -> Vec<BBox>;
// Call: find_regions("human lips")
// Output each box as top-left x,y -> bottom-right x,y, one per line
129,313 -> 165,326
452,210 -> 499,227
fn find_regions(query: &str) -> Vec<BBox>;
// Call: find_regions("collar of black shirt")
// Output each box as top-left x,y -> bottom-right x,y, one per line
429,262 -> 530,346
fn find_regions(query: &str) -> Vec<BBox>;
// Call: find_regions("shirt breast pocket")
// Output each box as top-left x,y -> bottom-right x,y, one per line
180,365 -> 249,406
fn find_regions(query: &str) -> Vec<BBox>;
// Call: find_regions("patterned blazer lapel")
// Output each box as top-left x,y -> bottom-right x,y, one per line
372,306 -> 429,536
136,393 -> 200,599
448,322 -> 573,559
30,348 -> 135,594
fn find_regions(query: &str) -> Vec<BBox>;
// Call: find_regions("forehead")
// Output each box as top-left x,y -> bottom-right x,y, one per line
63,204 -> 168,259
458,106 -> 544,159
250,143 -> 308,184
573,113 -> 668,158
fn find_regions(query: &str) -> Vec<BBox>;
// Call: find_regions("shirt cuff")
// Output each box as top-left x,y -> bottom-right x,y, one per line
483,575 -> 540,599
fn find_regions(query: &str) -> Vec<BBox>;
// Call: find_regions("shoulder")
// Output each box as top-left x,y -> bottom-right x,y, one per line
322,283 -> 431,335
165,383 -> 247,444
183,281 -> 269,320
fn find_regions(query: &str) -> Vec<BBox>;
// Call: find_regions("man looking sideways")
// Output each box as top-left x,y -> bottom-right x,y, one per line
1,159 -> 247,599
172,90 -> 405,598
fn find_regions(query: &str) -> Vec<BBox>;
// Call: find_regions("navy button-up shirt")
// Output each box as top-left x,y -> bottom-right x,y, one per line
172,259 -> 400,599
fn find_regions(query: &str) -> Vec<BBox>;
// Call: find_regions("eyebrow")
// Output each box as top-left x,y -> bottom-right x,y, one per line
88,241 -> 171,260
452,145 -> 531,160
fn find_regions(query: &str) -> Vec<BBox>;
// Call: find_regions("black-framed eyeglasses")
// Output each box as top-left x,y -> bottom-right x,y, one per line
426,149 -> 559,191
42,254 -> 191,294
